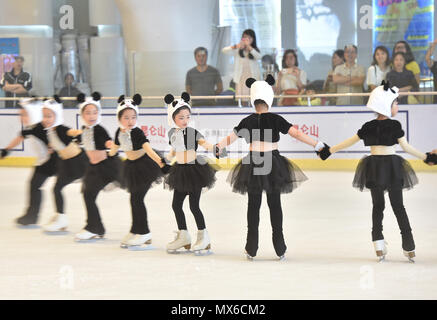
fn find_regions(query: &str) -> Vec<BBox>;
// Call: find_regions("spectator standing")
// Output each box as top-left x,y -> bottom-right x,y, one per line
0,56 -> 32,108
58,73 -> 82,108
222,29 -> 261,103
386,52 -> 417,104
185,47 -> 223,106
324,49 -> 345,105
393,41 -> 420,88
425,39 -> 437,104
276,49 -> 307,106
333,45 -> 365,106
367,46 -> 391,91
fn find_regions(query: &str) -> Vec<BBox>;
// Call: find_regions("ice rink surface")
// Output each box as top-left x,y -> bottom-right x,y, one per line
0,167 -> 436,300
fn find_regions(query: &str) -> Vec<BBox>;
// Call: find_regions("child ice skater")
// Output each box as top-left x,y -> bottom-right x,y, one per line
318,81 -> 437,262
74,92 -> 122,241
0,98 -> 58,226
163,92 -> 224,255
108,94 -> 168,249
216,75 -> 326,260
41,96 -> 88,232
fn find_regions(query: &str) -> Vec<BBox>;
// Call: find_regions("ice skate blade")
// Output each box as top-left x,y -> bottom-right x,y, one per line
193,249 -> 213,256
74,235 -> 105,243
377,256 -> 386,263
16,224 -> 40,229
278,255 -> 286,261
245,252 -> 254,261
404,251 -> 415,263
167,248 -> 192,255
43,229 -> 69,235
127,244 -> 155,251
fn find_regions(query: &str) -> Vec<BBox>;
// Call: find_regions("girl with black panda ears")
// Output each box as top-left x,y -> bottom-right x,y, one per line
216,75 -> 327,261
0,97 -> 58,226
318,81 -> 437,263
108,94 -> 169,249
41,95 -> 88,233
163,92 -> 224,255
74,92 -> 123,241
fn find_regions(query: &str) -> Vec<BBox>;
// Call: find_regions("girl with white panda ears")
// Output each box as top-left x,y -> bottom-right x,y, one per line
318,81 -> 437,262
163,92 -> 223,255
74,92 -> 123,241
216,75 -> 326,261
109,94 -> 169,249
0,97 -> 58,226
41,96 -> 88,233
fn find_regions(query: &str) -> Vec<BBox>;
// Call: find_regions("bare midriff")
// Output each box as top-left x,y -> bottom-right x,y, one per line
58,142 -> 82,160
249,141 -> 278,152
86,150 -> 108,164
175,150 -> 197,164
370,145 -> 396,155
125,149 -> 146,161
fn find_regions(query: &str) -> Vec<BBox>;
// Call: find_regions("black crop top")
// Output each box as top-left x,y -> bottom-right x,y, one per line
81,125 -> 111,151
114,127 -> 149,151
21,122 -> 49,146
233,112 -> 293,143
168,127 -> 204,152
357,119 -> 405,146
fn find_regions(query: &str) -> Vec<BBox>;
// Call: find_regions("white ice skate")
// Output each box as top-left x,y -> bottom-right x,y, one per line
245,251 -> 254,261
125,233 -> 153,250
166,230 -> 191,254
373,240 -> 388,262
278,254 -> 286,261
120,232 -> 135,248
74,230 -> 104,242
192,229 -> 212,256
403,250 -> 415,263
43,214 -> 68,233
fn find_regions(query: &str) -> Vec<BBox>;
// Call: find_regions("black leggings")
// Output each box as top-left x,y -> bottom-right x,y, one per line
129,184 -> 152,234
246,192 -> 286,257
82,180 -> 108,235
172,189 -> 206,230
54,174 -> 78,214
25,170 -> 50,218
370,187 -> 415,251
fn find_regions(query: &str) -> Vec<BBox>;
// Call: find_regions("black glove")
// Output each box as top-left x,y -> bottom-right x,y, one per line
107,151 -> 119,158
424,152 -> 437,165
161,163 -> 171,174
160,157 -> 172,174
318,143 -> 331,161
0,149 -> 9,159
214,144 -> 228,159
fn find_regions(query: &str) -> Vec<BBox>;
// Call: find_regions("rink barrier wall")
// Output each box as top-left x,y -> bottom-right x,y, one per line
1,157 -> 436,172
0,104 -> 436,171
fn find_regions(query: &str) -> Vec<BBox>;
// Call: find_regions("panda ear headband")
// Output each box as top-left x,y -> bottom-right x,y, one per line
77,92 -> 102,127
42,95 -> 64,129
245,75 -> 276,110
116,93 -> 142,129
19,96 -> 43,126
164,92 -> 191,127
366,80 -> 399,118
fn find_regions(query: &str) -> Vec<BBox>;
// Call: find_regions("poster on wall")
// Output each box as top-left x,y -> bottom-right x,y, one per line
0,38 -> 19,76
0,38 -> 20,99
373,0 -> 434,75
219,0 -> 281,52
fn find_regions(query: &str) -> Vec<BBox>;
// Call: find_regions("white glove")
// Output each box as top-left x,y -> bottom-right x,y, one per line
314,141 -> 324,152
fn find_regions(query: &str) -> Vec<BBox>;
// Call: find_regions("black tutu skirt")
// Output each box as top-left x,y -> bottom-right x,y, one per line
122,153 -> 163,193
35,152 -> 58,176
164,156 -> 217,193
82,156 -> 123,192
227,150 -> 308,194
57,151 -> 88,180
353,155 -> 418,191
